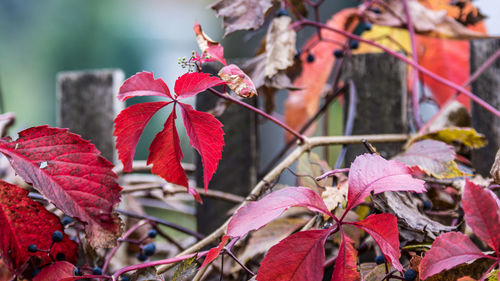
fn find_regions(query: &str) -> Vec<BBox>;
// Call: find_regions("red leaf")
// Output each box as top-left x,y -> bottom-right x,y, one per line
193,23 -> 227,65
33,261 -> 75,281
350,214 -> 403,271
227,187 -> 332,238
179,103 -> 224,191
419,232 -> 487,280
346,154 -> 426,210
114,101 -> 171,172
0,181 -> 77,275
331,235 -> 360,281
0,126 -> 122,248
462,180 -> 500,252
174,72 -> 225,100
256,229 -> 331,281
118,71 -> 173,101
201,235 -> 229,268
147,109 -> 201,202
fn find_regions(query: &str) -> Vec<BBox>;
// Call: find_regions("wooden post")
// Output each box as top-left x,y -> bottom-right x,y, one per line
195,64 -> 258,235
57,69 -> 124,163
470,39 -> 500,176
343,52 -> 408,166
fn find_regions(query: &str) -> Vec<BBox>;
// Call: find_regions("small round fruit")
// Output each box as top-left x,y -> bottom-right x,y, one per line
28,244 -> 38,253
294,50 -> 302,60
375,255 -> 385,265
121,276 -> 131,281
306,53 -> 315,63
56,253 -> 66,261
147,229 -> 158,238
333,49 -> 344,58
52,231 -> 63,243
137,253 -> 148,262
276,8 -> 289,17
74,268 -> 82,276
363,22 -> 373,31
423,200 -> 432,210
404,269 -> 417,281
143,243 -> 156,256
92,267 -> 103,275
350,40 -> 360,50
61,216 -> 73,226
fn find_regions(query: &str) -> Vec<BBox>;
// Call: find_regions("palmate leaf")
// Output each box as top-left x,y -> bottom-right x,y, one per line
114,71 -> 226,201
346,154 -> 426,210
256,229 -> 331,281
0,181 -> 77,275
226,187 -> 332,238
332,235 -> 360,281
0,126 -> 122,248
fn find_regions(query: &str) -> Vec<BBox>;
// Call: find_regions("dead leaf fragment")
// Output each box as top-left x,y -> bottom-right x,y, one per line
171,256 -> 199,281
265,16 -> 296,78
218,64 -> 257,98
410,127 -> 487,149
194,23 -> 226,65
297,151 -> 332,191
490,149 -> 500,184
322,181 -> 348,213
210,0 -> 273,36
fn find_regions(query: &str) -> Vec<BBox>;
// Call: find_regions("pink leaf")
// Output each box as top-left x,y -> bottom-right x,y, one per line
118,71 -> 173,101
201,235 -> 229,268
347,154 -> 426,210
174,72 -> 225,100
114,101 -> 171,172
331,235 -> 360,281
0,181 -> 77,275
256,229 -> 331,281
218,64 -> 257,98
227,187 -> 332,238
419,232 -> 487,280
33,261 -> 75,281
462,180 -> 500,252
350,214 -> 403,271
147,109 -> 201,202
179,103 -> 224,191
194,23 -> 227,65
0,126 -> 122,248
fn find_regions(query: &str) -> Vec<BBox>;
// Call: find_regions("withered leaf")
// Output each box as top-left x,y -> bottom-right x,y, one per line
297,151 -> 332,191
130,267 -> 162,281
172,256 -> 199,281
218,64 -> 257,98
264,16 -> 297,78
409,127 -> 487,149
210,0 -> 273,36
490,149 -> 500,184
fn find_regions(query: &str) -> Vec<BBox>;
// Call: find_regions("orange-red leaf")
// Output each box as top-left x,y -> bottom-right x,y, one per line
201,235 -> 229,268
0,181 -> 77,275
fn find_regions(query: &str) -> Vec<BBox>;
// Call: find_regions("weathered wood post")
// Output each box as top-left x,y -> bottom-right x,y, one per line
195,64 -> 258,235
57,69 -> 124,163
470,39 -> 500,176
343,52 -> 408,165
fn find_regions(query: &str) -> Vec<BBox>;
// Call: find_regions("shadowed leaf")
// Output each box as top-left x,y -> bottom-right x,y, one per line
172,255 -> 199,281
33,261 -> 75,281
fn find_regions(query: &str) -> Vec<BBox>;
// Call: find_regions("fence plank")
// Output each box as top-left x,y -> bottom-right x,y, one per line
57,69 -> 124,163
470,39 -> 500,176
343,52 -> 408,166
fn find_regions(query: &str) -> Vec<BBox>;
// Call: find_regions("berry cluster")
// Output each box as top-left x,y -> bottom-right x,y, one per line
27,230 -> 67,277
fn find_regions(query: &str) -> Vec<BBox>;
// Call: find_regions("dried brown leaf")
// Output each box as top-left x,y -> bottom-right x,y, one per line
265,16 -> 296,78
218,64 -> 257,98
210,0 -> 273,36
409,127 -> 487,149
491,149 -> 500,185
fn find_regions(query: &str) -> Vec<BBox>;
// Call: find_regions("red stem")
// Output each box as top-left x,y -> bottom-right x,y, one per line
293,19 -> 500,120
207,88 -> 305,142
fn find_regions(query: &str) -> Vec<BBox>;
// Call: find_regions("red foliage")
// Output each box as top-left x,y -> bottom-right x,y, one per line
331,235 -> 360,281
201,235 -> 229,268
0,126 -> 122,248
0,181 -> 77,275
256,229 -> 332,281
32,261 -> 75,281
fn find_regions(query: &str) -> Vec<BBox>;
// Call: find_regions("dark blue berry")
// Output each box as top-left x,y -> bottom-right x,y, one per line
92,267 -> 103,275
33,268 -> 41,276
306,53 -> 315,63
423,201 -> 432,210
28,244 -> 38,253
121,276 -> 131,281
276,8 -> 289,17
136,253 -> 148,262
74,268 -> 82,276
364,22 -> 373,31
333,49 -> 344,58
147,229 -> 158,238
294,50 -> 302,60
404,269 -> 417,281
56,253 -> 66,261
375,255 -> 385,265
61,216 -> 73,226
350,40 -> 360,50
143,243 -> 156,256
369,7 -> 382,14
52,231 -> 63,242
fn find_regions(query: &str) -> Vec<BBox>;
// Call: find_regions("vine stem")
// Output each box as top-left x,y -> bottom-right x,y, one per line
156,133 -> 408,274
207,88 -> 305,143
293,19 -> 500,119
102,220 -> 149,274
402,0 -> 422,129
316,168 -> 350,181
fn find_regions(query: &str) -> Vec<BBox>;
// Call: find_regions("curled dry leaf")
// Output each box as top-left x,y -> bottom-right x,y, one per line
393,139 -> 463,179
409,127 -> 487,149
322,180 -> 348,213
363,0 -> 488,39
193,23 -> 227,65
297,151 -> 333,192
210,0 -> 273,36
218,64 -> 257,98
264,16 -> 296,78
490,149 -> 500,184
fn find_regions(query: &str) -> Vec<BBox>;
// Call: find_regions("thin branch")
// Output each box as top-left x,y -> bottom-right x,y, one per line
335,79 -> 357,169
